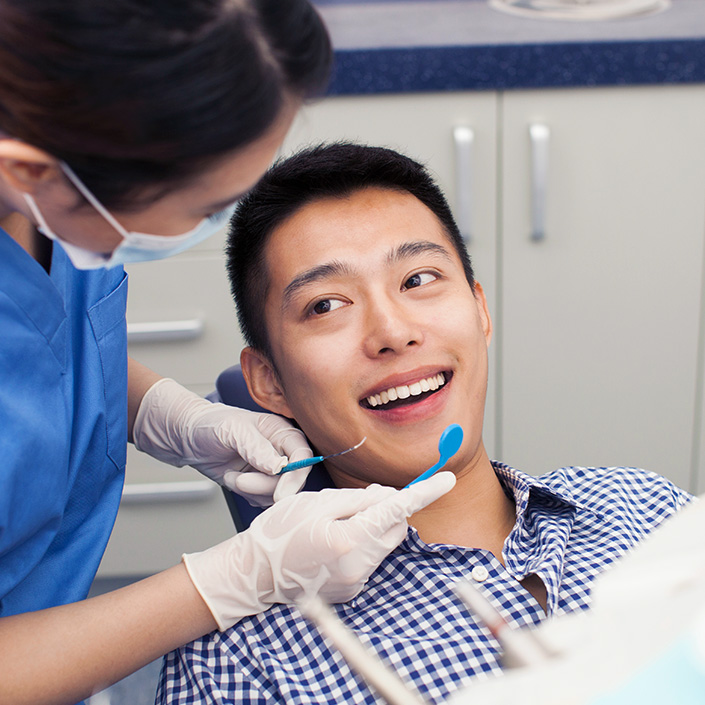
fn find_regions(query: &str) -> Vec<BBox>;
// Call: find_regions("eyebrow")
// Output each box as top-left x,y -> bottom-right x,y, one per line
387,240 -> 453,265
282,260 -> 355,312
280,240 -> 453,312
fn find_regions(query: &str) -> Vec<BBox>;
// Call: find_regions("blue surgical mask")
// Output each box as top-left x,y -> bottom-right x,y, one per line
23,162 -> 238,270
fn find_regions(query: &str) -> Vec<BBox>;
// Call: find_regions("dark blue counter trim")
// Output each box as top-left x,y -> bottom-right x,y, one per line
327,39 -> 705,95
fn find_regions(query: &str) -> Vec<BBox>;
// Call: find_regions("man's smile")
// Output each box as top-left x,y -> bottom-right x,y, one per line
360,370 -> 453,410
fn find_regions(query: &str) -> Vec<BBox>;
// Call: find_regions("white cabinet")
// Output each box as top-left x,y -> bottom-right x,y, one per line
500,86 -> 705,491
283,85 -> 705,491
98,441 -> 235,577
98,248 -> 239,577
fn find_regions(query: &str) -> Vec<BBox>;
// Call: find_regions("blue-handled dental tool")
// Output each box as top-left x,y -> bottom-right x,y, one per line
279,436 -> 367,474
404,423 -> 463,488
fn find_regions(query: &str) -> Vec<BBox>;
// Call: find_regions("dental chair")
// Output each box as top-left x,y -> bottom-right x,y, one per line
209,364 -> 333,532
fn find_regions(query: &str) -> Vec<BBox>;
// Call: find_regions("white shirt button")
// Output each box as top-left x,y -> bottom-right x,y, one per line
471,565 -> 489,582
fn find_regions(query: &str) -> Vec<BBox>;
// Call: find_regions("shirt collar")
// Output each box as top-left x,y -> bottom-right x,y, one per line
492,461 -> 599,521
399,461 -> 601,555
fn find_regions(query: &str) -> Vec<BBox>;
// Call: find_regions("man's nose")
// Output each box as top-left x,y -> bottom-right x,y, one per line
362,298 -> 424,358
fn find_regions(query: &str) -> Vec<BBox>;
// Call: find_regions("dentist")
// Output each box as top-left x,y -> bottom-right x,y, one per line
0,2 -> 455,703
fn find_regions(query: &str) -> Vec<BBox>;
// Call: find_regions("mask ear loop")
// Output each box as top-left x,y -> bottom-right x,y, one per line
23,192 -> 55,236
60,161 -> 130,240
23,191 -> 111,269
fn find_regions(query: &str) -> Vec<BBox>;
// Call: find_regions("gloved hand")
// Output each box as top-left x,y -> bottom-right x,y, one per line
183,471 -> 457,630
133,377 -> 312,506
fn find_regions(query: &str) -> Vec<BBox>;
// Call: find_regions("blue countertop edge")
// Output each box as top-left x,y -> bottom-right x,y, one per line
326,38 -> 705,95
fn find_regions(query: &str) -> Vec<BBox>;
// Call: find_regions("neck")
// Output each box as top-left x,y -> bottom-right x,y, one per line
407,444 -> 516,563
0,178 -> 45,263
1,211 -> 52,270
1,211 -> 32,247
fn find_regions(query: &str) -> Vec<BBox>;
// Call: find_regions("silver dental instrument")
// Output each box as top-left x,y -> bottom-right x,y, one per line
279,437 -> 367,474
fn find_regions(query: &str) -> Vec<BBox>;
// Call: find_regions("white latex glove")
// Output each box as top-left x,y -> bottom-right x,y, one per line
183,471 -> 457,630
133,377 -> 313,506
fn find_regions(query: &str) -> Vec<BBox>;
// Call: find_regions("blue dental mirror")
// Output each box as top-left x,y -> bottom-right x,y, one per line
404,423 -> 464,488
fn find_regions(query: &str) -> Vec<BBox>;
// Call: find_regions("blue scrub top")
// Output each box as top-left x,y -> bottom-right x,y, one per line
0,227 -> 128,617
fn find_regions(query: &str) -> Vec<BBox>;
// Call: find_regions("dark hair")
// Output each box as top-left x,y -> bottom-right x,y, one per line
0,0 -> 331,209
227,141 -> 475,356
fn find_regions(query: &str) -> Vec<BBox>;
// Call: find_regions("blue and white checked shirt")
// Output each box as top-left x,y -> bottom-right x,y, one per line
157,464 -> 691,705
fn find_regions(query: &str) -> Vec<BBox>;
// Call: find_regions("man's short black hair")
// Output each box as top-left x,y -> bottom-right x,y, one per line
226,142 -> 475,356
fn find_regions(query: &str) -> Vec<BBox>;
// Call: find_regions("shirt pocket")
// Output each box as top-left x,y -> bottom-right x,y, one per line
87,271 -> 129,471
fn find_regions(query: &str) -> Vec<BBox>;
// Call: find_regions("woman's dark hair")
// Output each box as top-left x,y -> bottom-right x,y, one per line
227,142 -> 476,357
0,0 -> 332,208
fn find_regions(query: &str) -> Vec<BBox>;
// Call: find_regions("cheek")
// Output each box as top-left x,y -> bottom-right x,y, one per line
274,337 -> 357,437
46,205 -> 123,251
277,318 -> 359,389
434,299 -> 485,351
282,340 -> 350,394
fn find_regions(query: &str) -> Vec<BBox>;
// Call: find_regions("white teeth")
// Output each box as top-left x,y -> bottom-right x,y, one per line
365,373 -> 446,408
369,393 -> 383,407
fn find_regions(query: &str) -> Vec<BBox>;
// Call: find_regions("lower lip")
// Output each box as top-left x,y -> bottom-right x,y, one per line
362,377 -> 452,425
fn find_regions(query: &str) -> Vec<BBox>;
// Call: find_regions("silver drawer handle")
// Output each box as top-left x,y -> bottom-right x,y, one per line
121,480 -> 218,504
127,318 -> 204,344
529,123 -> 550,242
453,125 -> 474,244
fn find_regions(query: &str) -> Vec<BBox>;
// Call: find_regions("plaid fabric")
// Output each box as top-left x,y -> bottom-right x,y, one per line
156,464 -> 691,705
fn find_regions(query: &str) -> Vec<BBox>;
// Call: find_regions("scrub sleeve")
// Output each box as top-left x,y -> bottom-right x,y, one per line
0,227 -> 128,617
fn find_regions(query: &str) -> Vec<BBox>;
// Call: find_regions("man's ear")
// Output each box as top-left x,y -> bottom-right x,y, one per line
240,347 -> 295,418
473,281 -> 493,348
0,139 -> 62,194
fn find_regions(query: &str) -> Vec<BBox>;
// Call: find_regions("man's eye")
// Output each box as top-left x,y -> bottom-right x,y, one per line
402,272 -> 438,290
310,298 -> 346,316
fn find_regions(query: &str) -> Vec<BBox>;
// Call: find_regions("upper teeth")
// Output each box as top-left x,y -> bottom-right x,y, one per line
366,373 -> 446,408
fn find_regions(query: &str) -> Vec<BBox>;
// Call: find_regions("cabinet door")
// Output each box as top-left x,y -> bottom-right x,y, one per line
281,92 -> 500,455
98,411 -> 236,577
98,254 -> 241,577
500,86 -> 705,491
125,254 -> 246,386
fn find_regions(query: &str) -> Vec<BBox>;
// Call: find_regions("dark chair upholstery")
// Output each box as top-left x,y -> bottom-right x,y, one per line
209,364 -> 334,531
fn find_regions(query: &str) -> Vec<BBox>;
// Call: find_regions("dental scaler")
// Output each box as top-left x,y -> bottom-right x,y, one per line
279,437 -> 367,474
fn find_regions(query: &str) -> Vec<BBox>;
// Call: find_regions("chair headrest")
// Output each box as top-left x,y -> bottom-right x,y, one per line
213,364 -> 268,413
212,364 -> 334,531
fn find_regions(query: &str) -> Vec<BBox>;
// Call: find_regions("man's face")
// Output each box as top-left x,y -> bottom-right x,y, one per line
244,186 -> 492,489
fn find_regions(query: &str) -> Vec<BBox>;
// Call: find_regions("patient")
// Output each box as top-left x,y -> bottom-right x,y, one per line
156,143 -> 691,705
